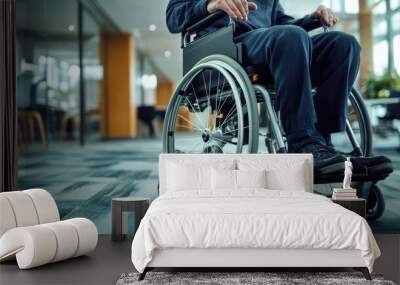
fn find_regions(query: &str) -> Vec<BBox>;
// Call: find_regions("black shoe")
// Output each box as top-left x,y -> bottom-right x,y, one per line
350,156 -> 393,180
351,155 -> 390,167
294,142 -> 346,170
315,155 -> 393,183
326,146 -> 361,157
326,146 -> 393,173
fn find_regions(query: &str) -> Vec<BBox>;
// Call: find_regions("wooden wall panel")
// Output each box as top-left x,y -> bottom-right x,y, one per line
156,81 -> 174,108
359,0 -> 373,87
100,33 -> 137,139
156,81 -> 193,132
176,108 -> 193,132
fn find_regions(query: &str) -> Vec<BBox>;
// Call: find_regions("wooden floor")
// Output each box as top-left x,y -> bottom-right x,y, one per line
0,235 -> 133,285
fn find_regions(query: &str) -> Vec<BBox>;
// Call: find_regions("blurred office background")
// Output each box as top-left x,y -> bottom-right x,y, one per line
16,0 -> 400,233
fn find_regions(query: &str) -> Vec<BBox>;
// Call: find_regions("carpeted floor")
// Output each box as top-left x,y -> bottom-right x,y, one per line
116,272 -> 395,285
18,139 -> 161,234
17,138 -> 400,234
367,149 -> 400,234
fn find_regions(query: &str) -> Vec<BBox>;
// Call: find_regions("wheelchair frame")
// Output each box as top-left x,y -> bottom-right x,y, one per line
162,11 -> 390,220
164,12 -> 370,156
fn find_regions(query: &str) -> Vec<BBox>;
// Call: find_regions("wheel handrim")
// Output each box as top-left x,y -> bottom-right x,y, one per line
163,63 -> 245,154
199,55 -> 259,153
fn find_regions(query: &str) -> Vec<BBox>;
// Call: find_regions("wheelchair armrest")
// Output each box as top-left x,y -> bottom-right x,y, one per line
306,18 -> 326,32
185,11 -> 226,34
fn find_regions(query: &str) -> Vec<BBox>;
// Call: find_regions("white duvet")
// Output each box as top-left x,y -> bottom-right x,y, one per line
131,190 -> 380,273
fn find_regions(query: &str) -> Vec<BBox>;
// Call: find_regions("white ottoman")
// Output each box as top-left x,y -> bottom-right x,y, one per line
0,189 -> 98,269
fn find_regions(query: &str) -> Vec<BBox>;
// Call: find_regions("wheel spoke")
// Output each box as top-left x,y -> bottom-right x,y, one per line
190,84 -> 208,129
216,78 -> 226,114
208,70 -> 212,103
211,136 -> 236,146
183,96 -> 206,129
166,64 -> 246,154
208,70 -> 213,123
222,126 -> 249,135
214,72 -> 221,112
202,72 -> 212,122
177,114 -> 203,131
219,107 -> 238,129
176,124 -> 202,132
219,115 -> 238,130
216,89 -> 230,115
215,144 -> 225,153
190,84 -> 201,110
189,140 -> 205,153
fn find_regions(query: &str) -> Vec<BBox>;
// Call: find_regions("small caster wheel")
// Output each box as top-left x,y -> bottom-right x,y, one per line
366,185 -> 385,221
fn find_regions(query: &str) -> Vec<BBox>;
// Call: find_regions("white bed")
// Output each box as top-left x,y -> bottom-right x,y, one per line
131,154 -> 380,280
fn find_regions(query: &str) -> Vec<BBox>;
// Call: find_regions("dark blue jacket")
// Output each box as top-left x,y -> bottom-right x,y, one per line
166,0 -> 321,36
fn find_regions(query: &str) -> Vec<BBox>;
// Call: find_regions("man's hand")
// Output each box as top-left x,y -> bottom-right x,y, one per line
207,0 -> 257,21
311,5 -> 339,27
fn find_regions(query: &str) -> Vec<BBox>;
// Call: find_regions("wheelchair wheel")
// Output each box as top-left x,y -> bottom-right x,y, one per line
366,184 -> 385,221
163,59 -> 259,153
333,88 -> 372,157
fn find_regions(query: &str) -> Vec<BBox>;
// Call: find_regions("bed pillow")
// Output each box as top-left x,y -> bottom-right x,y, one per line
236,169 -> 267,189
237,159 -> 308,191
211,169 -> 268,190
167,160 -> 236,191
211,168 -> 236,190
266,167 -> 307,192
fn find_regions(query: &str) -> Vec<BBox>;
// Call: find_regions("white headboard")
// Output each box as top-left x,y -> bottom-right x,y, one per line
159,154 -> 314,194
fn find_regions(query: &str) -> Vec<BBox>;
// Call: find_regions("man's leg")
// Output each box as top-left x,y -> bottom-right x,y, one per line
310,31 -> 391,171
237,26 -> 345,168
310,31 -> 361,145
237,26 -> 321,150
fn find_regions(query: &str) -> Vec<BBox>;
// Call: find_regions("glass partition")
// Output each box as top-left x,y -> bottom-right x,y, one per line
82,8 -> 103,142
16,0 -> 105,190
16,0 -> 80,150
16,0 -> 105,150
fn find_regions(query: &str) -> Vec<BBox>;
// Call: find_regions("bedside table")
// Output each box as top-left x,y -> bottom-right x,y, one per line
112,197 -> 150,242
331,198 -> 366,219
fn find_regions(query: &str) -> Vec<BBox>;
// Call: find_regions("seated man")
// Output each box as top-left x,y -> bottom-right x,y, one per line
166,0 -> 382,169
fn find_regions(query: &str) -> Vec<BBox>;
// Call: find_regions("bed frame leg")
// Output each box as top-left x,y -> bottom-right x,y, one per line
354,267 -> 372,280
138,268 -> 148,281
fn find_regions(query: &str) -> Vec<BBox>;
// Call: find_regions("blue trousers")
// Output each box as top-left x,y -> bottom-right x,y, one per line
236,26 -> 361,151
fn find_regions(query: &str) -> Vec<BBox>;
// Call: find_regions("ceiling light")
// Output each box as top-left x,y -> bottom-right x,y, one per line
68,25 -> 75,32
133,29 -> 141,38
149,24 -> 157,32
141,74 -> 158,90
164,50 -> 172,58
68,65 -> 80,78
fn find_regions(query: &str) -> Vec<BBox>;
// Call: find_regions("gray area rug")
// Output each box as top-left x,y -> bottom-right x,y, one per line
116,272 -> 395,285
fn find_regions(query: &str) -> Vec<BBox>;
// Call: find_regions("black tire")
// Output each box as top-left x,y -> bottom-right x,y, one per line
366,185 -> 385,221
349,88 -> 373,156
350,90 -> 383,220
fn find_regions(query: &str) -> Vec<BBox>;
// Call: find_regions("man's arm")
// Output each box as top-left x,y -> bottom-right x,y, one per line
166,0 -> 258,34
275,3 -> 321,31
166,0 -> 209,33
275,3 -> 338,32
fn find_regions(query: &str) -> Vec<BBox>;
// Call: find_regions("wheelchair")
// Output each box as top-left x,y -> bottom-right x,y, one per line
162,11 -> 393,220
